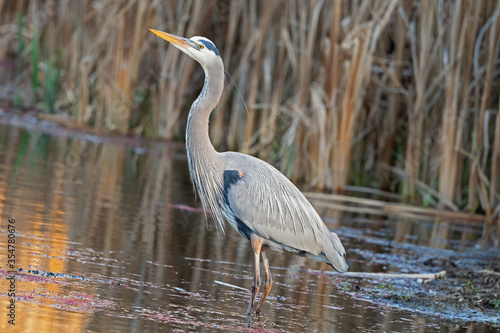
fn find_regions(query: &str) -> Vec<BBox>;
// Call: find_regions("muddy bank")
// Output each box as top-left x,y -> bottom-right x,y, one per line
343,240 -> 500,327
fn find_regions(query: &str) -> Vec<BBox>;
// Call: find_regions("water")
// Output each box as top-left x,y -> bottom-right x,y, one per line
0,122 -> 497,332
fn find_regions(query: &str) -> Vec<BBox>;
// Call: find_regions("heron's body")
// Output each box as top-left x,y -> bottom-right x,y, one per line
150,29 -> 350,315
219,151 -> 347,264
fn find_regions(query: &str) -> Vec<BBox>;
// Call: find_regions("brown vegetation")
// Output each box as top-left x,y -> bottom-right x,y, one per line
0,0 -> 499,236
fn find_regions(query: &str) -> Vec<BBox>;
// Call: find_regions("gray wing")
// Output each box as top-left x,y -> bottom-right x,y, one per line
222,152 -> 331,256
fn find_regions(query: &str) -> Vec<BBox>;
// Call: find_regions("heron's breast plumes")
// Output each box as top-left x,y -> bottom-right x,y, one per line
186,137 -> 226,234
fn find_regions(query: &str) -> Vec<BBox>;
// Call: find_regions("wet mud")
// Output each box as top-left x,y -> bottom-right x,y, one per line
341,234 -> 500,327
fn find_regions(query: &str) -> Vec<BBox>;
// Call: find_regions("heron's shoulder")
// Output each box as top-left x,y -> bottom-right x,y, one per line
220,151 -> 308,205
220,151 -> 280,175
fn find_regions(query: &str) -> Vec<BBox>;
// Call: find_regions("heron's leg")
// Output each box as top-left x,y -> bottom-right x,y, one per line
247,235 -> 263,316
256,248 -> 273,314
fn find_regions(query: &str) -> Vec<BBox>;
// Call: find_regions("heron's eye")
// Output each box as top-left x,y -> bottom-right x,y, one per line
199,44 -> 204,50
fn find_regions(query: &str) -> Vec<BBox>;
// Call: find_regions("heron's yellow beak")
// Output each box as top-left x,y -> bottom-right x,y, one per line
149,29 -> 193,50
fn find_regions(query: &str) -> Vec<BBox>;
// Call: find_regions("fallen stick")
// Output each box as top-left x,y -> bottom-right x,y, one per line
304,191 -> 485,224
479,269 -> 500,276
313,270 -> 447,284
214,280 -> 249,292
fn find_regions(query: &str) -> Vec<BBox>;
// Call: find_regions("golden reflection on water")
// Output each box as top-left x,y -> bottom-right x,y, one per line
0,128 -> 87,332
0,124 -> 200,332
0,124 -> 491,332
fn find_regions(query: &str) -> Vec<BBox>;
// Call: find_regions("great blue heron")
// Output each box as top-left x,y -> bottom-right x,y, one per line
150,29 -> 350,315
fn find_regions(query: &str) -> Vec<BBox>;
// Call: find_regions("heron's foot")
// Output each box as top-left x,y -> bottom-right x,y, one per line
245,313 -> 267,329
246,282 -> 260,316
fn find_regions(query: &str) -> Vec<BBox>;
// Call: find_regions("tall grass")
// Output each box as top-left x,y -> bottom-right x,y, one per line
0,0 -> 499,231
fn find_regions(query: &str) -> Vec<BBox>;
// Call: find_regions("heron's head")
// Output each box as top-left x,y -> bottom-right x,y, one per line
150,29 -> 221,69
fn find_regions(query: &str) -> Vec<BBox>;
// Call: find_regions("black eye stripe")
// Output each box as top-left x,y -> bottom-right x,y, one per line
198,40 -> 220,56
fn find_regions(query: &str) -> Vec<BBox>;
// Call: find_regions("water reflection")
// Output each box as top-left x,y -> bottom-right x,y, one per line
0,123 -> 496,332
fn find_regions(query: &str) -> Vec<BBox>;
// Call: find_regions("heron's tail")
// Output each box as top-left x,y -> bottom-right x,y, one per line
324,231 -> 350,272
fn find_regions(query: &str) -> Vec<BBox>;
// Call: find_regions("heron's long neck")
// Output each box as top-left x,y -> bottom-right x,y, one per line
186,64 -> 224,160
